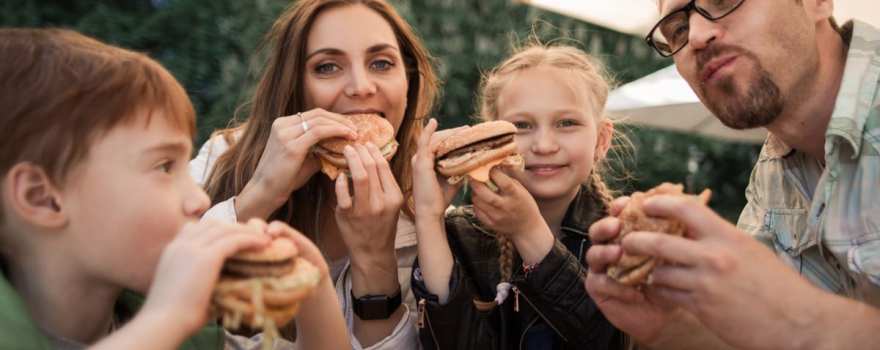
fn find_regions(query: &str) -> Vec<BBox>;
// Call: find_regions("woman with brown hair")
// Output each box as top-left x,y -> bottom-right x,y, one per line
189,0 -> 438,348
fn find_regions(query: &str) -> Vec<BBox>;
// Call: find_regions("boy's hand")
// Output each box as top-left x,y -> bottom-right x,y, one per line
469,168 -> 554,264
265,220 -> 330,278
141,220 -> 270,336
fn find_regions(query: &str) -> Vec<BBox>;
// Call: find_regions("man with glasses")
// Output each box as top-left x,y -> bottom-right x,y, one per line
585,0 -> 880,348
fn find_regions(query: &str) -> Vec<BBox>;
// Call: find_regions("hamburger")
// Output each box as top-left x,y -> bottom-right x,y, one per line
313,113 -> 399,180
606,183 -> 712,286
434,120 -> 523,184
213,234 -> 322,336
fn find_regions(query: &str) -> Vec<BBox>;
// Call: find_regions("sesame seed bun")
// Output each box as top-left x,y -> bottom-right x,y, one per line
313,114 -> 398,179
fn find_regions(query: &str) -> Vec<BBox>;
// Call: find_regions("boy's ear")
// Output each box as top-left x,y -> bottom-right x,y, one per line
3,163 -> 68,229
594,119 -> 614,162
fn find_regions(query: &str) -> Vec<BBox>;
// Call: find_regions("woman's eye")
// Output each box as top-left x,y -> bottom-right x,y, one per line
370,59 -> 394,71
315,63 -> 340,75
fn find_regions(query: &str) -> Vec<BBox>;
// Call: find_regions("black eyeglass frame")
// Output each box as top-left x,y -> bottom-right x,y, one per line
645,0 -> 747,57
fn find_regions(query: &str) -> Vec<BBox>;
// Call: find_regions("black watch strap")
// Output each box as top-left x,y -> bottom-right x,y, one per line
351,289 -> 402,320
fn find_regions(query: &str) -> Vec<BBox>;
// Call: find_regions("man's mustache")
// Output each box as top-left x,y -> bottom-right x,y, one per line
696,44 -> 753,73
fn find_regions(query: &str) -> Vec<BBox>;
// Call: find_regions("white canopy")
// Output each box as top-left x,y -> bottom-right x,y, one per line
520,0 -> 879,143
606,65 -> 767,143
520,0 -> 880,36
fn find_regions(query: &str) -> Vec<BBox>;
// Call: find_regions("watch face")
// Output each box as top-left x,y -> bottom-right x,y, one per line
353,291 -> 402,320
358,297 -> 392,319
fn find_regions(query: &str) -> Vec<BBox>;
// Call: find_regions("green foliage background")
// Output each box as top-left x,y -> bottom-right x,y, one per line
2,0 -> 760,220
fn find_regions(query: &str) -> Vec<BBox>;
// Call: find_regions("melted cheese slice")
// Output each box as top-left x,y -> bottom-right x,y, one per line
319,157 -> 341,180
467,158 -> 505,183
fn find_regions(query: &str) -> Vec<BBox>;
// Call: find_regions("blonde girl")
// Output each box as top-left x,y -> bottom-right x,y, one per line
410,43 -> 627,349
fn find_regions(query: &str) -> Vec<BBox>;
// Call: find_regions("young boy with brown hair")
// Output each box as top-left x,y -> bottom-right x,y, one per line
0,28 -> 347,349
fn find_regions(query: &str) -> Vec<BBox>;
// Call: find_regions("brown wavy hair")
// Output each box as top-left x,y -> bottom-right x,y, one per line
204,0 -> 438,236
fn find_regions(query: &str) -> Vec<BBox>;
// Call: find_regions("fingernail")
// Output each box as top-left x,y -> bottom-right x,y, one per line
344,145 -> 354,153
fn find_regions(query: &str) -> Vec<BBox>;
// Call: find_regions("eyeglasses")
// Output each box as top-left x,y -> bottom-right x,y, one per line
645,0 -> 746,57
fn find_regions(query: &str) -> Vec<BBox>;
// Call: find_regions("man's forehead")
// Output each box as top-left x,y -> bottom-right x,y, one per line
658,0 -> 688,15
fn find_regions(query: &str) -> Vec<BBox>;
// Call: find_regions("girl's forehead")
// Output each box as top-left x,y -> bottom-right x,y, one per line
499,67 -> 601,117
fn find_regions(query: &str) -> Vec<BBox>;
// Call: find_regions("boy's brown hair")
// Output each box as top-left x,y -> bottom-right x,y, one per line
0,28 -> 195,192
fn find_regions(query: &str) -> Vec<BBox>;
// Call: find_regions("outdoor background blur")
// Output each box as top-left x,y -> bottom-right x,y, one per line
2,0 -> 761,220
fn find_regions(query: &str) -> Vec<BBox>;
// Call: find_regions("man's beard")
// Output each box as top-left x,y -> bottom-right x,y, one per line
698,46 -> 784,130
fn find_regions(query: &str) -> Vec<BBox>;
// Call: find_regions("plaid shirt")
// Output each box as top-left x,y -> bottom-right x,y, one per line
737,20 -> 880,306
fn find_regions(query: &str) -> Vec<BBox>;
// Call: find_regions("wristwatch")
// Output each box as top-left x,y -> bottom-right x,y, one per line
351,289 -> 402,320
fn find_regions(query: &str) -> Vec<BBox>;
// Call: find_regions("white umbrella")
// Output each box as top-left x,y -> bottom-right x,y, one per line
520,0 -> 879,144
606,65 -> 766,143
519,0 -> 880,35
519,0 -> 658,36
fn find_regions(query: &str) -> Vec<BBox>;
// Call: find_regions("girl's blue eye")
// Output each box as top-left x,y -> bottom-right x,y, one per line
557,119 -> 579,128
513,121 -> 531,130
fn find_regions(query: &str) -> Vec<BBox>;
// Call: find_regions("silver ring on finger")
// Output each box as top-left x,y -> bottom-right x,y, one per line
297,112 -> 310,132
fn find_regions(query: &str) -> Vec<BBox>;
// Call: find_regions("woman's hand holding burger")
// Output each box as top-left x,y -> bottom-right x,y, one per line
333,141 -> 404,298
237,108 -> 358,220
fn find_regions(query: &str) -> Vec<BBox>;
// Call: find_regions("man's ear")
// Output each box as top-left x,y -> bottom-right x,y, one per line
3,163 -> 68,229
594,118 -> 614,162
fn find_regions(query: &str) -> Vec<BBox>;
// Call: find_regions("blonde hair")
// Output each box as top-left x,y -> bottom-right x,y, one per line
477,43 -> 619,284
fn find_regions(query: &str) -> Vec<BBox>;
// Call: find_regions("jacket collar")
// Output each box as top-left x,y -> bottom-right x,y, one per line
559,185 -> 607,238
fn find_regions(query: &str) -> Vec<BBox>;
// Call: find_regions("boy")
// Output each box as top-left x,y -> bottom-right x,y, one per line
0,28 -> 346,349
